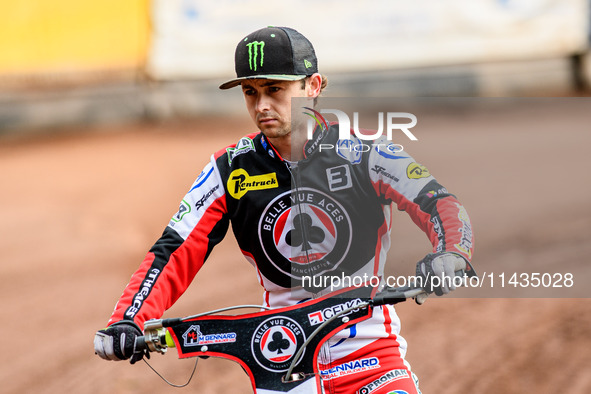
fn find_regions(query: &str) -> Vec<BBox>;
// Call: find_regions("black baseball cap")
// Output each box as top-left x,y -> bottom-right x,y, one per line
219,26 -> 318,90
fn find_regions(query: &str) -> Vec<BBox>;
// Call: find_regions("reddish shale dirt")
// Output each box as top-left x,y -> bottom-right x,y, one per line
1,100 -> 590,393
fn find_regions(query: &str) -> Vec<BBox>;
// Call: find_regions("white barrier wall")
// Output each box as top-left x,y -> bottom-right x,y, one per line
147,0 -> 590,80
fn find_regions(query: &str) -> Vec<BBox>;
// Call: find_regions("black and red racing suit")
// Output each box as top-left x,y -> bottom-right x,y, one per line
107,125 -> 474,393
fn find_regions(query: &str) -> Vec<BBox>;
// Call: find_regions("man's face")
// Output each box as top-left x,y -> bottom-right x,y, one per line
241,79 -> 309,139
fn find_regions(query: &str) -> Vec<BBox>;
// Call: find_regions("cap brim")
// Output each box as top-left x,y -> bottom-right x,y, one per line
219,74 -> 307,90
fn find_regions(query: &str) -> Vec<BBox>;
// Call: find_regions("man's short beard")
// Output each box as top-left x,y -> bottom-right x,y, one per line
261,122 -> 291,138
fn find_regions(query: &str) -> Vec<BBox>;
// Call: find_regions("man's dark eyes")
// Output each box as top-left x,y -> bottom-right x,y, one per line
242,86 -> 281,95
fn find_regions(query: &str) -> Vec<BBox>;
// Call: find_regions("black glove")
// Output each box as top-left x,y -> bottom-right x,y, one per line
416,252 -> 470,296
94,321 -> 149,364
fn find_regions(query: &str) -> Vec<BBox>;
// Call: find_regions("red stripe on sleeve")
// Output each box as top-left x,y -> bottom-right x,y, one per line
377,181 -> 437,244
144,195 -> 228,323
434,197 -> 474,261
108,195 -> 229,329
108,252 -> 156,327
373,180 -> 473,261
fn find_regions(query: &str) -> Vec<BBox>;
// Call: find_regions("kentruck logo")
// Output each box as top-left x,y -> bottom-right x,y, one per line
304,107 -> 418,141
307,298 -> 365,326
227,169 -> 278,199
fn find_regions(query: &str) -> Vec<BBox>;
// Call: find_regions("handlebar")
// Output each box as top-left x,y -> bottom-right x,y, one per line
131,266 -> 476,393
135,320 -> 175,354
371,284 -> 426,306
132,284 -> 435,391
135,284 -> 426,356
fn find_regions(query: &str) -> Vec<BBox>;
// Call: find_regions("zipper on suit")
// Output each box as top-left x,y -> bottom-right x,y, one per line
286,160 -> 333,383
284,161 -> 315,281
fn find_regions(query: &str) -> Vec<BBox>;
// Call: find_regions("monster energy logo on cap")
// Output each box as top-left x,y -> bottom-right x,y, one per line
219,26 -> 319,90
246,41 -> 265,71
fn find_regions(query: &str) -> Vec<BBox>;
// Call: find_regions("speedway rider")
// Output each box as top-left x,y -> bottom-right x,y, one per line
94,26 -> 475,394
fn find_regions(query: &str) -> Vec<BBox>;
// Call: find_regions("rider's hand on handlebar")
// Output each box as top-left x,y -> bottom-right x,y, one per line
94,321 -> 149,364
416,252 -> 468,296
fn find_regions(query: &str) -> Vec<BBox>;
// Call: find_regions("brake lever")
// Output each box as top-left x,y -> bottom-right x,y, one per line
371,285 -> 427,306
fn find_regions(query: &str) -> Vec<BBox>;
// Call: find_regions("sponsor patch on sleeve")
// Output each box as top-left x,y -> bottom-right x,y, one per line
406,162 -> 431,179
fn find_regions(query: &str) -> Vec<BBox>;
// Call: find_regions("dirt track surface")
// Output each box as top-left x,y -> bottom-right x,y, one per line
1,100 -> 590,394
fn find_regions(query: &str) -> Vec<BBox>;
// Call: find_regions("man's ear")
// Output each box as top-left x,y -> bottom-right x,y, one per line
307,73 -> 322,98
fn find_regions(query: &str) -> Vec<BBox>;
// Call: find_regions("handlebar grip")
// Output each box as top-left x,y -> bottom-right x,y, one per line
372,286 -> 411,306
138,328 -> 174,354
135,336 -> 147,351
372,293 -> 405,306
161,318 -> 183,327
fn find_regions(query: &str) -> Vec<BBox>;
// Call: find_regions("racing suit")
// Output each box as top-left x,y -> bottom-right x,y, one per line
107,124 -> 474,393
